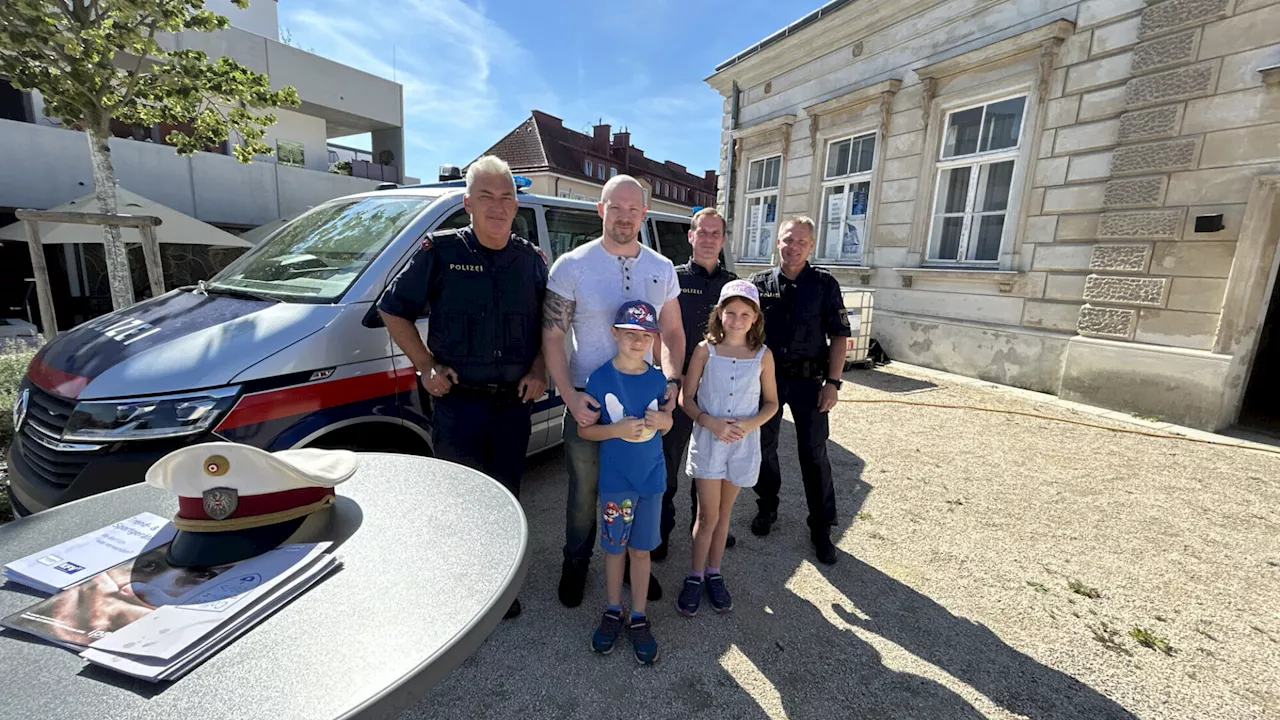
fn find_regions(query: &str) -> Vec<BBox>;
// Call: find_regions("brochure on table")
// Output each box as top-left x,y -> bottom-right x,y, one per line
89,542 -> 331,660
80,553 -> 340,682
3,536 -> 338,680
2,512 -> 177,594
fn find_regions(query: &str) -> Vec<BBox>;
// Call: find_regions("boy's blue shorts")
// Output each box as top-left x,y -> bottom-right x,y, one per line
599,491 -> 662,554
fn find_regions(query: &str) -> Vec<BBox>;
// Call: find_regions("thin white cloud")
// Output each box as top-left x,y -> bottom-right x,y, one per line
282,0 -> 548,174
281,0 -> 724,181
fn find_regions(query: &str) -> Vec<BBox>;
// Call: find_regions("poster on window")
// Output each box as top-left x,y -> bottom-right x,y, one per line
842,187 -> 868,260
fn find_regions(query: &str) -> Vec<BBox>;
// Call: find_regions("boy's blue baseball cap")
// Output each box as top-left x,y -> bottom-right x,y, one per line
614,300 -> 660,333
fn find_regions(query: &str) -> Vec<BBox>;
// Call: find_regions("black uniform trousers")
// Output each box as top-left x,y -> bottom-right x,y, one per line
659,406 -> 698,542
754,374 -> 838,532
431,386 -> 532,499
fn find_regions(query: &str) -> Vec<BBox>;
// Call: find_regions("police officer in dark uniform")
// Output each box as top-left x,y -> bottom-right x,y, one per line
378,156 -> 548,617
657,207 -> 738,560
749,216 -> 850,565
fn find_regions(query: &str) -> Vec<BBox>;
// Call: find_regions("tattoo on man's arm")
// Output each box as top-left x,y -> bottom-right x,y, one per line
542,291 -> 575,332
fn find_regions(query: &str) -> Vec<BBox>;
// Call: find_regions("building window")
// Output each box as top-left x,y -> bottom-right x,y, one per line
927,95 -> 1027,264
597,164 -> 605,180
742,155 -> 781,262
277,139 -> 305,168
609,167 -> 618,178
585,159 -> 593,176
820,132 -> 875,264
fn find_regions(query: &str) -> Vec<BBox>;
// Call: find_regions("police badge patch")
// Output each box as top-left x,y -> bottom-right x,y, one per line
202,487 -> 238,521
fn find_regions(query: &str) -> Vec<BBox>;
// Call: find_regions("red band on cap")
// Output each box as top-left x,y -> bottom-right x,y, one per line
178,486 -> 334,521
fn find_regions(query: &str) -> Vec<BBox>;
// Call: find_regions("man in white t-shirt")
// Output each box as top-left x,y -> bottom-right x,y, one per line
542,175 -> 684,608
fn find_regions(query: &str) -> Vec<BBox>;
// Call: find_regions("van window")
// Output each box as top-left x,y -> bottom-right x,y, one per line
436,206 -> 540,246
546,207 -> 603,259
653,220 -> 691,267
210,195 -> 432,302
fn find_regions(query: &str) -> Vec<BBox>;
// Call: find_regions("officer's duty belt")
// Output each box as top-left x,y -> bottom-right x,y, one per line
451,382 -> 521,398
775,359 -> 826,379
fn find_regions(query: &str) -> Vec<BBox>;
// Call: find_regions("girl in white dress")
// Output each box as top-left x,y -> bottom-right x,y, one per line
677,280 -> 780,616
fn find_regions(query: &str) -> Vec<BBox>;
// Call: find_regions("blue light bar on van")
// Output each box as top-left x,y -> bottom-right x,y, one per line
692,206 -> 704,213
513,176 -> 532,189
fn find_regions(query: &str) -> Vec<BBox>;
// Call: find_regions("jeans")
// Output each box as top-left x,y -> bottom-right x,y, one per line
562,408 -> 601,561
431,389 -> 532,498
754,375 -> 837,531
659,406 -> 697,541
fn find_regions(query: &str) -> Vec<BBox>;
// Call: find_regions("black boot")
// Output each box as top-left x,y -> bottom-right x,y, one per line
751,510 -> 777,537
558,557 -> 590,608
811,530 -> 837,565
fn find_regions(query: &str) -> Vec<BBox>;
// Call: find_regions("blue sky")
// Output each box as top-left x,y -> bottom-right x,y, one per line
279,0 -> 821,182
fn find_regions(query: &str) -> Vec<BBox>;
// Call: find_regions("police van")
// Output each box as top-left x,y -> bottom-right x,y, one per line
7,178 -> 695,516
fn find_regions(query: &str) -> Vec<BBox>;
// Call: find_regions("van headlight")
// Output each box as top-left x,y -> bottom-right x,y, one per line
62,386 -> 241,442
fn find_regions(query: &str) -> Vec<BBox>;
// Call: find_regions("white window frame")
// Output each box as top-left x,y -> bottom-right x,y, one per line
925,93 -> 1029,266
741,154 -> 782,263
584,159 -> 593,176
597,164 -> 605,180
818,132 -> 877,265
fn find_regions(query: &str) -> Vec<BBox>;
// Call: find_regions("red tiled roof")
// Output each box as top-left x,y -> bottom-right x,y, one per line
473,110 -> 717,207
480,115 -> 548,172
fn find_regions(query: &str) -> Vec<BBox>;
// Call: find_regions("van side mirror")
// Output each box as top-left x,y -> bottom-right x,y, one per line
362,305 -> 385,328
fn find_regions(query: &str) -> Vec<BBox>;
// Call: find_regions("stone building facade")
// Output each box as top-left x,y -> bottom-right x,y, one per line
706,0 -> 1280,432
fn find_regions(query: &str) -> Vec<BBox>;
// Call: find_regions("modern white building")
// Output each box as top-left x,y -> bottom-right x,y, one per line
0,0 -> 410,328
1,0 -> 407,231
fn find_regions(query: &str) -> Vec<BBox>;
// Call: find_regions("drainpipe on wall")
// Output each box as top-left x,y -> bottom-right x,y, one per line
724,81 -> 740,256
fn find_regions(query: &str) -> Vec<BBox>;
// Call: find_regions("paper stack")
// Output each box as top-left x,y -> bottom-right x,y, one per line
2,512 -> 177,594
2,541 -> 339,681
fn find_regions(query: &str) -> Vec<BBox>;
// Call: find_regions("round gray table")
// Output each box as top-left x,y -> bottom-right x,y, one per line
0,453 -> 529,720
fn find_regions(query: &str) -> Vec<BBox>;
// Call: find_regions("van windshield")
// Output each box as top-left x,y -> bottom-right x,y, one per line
208,195 -> 433,302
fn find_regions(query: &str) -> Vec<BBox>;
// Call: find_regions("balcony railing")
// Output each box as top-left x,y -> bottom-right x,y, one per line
350,160 -> 400,184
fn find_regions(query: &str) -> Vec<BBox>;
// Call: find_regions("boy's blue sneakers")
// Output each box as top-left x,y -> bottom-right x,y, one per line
706,573 -> 733,613
677,576 -> 703,616
629,615 -> 659,664
592,608 -> 624,655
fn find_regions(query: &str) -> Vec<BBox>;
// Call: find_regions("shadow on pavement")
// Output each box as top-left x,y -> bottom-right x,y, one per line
715,420 -> 1137,720
844,368 -> 939,394
410,415 -> 1137,719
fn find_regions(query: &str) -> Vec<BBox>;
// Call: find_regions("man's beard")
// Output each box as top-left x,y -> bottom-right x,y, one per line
605,223 -> 638,245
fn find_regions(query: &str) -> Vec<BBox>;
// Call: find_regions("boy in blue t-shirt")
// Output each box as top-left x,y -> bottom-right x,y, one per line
579,299 -> 673,664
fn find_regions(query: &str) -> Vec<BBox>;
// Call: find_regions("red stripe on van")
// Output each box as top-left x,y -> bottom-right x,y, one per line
27,356 -> 90,399
216,367 -> 416,431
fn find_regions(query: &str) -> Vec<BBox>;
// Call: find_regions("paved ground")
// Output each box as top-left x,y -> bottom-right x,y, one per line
404,363 -> 1280,720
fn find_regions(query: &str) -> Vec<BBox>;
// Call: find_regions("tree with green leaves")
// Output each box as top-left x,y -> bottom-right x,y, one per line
0,0 -> 301,310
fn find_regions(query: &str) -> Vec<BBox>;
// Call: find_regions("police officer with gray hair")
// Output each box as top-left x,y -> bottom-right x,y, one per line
749,216 -> 850,565
378,155 -> 548,618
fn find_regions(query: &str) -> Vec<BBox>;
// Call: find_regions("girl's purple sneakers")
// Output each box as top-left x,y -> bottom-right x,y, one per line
677,575 -> 703,616
705,573 -> 733,613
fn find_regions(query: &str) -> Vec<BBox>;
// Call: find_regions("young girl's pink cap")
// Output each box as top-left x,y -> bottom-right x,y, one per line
719,279 -> 760,306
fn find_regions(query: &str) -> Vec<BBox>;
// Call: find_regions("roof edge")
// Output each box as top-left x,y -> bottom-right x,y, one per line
713,0 -> 858,74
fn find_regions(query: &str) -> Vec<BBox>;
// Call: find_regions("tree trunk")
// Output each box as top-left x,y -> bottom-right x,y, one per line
85,126 -> 135,311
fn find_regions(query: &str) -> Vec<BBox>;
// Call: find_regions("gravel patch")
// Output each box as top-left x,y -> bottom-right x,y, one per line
403,365 -> 1280,720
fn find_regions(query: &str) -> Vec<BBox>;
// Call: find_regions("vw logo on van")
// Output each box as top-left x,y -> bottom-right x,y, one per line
11,388 -> 28,435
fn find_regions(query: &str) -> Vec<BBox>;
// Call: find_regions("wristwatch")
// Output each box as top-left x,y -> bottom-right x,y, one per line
667,377 -> 682,389
825,377 -> 843,390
